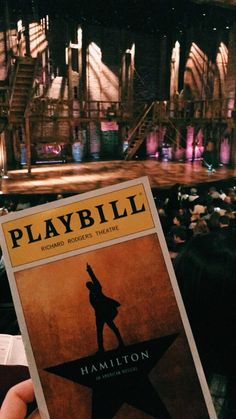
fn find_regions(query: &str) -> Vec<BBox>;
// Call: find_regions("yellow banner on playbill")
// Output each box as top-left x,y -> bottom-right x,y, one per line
2,183 -> 154,267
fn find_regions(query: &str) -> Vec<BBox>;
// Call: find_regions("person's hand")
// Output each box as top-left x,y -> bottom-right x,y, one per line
27,409 -> 40,419
0,379 -> 40,418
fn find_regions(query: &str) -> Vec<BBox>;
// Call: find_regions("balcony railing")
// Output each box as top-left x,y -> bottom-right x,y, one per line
13,97 -> 236,122
160,98 -> 234,120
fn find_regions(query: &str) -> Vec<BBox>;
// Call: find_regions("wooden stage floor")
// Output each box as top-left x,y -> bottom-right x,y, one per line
1,160 -> 236,195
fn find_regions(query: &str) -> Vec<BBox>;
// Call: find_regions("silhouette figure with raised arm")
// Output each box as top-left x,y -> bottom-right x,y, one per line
86,263 -> 124,352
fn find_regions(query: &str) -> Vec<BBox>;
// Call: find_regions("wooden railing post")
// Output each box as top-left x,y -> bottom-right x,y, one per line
0,129 -> 8,178
25,112 -> 31,175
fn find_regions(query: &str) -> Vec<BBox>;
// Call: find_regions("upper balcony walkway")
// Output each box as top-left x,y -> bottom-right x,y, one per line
26,97 -> 236,124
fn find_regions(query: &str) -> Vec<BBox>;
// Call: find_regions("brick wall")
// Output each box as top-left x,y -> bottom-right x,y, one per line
85,25 -> 122,103
225,23 -> 236,115
0,30 -> 6,81
177,27 -> 231,108
133,31 -> 161,101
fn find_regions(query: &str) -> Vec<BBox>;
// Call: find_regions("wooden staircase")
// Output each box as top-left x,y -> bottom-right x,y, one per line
124,101 -> 156,160
8,56 -> 37,125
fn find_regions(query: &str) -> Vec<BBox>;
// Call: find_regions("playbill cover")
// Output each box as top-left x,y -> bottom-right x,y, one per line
0,177 -> 216,419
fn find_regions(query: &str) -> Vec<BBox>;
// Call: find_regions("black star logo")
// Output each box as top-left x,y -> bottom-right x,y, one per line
45,334 -> 178,418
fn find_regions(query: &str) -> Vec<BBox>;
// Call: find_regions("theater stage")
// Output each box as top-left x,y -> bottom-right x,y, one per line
1,160 -> 236,195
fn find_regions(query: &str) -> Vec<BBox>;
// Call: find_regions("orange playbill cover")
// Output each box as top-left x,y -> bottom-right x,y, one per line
0,177 -> 216,418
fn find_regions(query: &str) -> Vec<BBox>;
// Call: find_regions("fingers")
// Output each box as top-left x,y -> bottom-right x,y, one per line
0,379 -> 35,419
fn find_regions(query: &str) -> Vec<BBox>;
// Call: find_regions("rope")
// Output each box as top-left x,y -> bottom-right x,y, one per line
133,67 -> 147,87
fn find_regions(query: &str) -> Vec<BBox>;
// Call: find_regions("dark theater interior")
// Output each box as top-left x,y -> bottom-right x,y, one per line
1,0 -> 236,417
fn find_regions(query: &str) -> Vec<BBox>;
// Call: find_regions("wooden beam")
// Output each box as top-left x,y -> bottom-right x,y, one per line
25,113 -> 31,175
